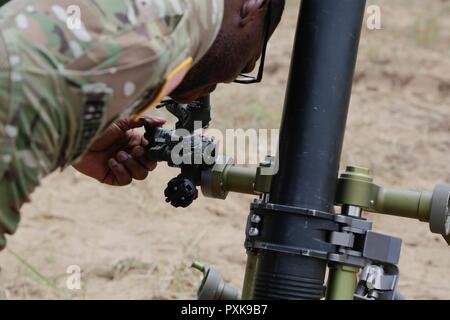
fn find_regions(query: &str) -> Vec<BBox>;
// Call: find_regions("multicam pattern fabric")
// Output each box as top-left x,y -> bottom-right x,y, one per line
0,0 -> 224,250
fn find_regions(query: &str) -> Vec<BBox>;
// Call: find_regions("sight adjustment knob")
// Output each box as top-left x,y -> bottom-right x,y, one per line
164,176 -> 198,208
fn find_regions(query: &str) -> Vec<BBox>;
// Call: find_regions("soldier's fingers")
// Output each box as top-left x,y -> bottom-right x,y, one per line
115,115 -> 166,132
123,115 -> 166,130
116,151 -> 149,181
108,158 -> 132,186
138,115 -> 166,128
127,129 -> 143,147
141,134 -> 149,147
131,146 -> 157,171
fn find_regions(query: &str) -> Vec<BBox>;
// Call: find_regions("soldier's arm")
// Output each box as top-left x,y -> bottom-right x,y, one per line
0,0 -> 223,250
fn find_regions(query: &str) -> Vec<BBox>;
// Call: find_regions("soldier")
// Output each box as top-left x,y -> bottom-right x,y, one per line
0,0 -> 285,249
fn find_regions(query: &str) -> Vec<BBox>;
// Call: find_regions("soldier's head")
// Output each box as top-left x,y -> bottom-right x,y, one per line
171,0 -> 285,103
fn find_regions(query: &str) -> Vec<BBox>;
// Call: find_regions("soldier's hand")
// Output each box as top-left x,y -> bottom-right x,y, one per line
73,115 -> 166,186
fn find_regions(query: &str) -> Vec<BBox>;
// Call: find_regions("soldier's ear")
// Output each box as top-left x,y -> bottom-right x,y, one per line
240,0 -> 265,27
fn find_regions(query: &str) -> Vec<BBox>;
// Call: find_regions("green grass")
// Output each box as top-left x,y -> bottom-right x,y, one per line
7,248 -> 70,299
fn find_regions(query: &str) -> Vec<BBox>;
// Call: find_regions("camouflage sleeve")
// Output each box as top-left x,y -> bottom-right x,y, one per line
0,0 -> 224,250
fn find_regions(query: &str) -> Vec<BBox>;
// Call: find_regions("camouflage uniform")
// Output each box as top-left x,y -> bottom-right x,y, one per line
0,0 -> 224,249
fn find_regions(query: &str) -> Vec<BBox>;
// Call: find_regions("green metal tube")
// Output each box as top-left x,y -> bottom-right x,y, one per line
326,264 -> 359,300
375,188 -> 432,222
223,166 -> 258,195
241,252 -> 257,300
336,167 -> 433,222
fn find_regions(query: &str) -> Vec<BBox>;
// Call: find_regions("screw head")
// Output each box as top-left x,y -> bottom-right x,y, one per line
250,214 -> 262,224
248,227 -> 260,237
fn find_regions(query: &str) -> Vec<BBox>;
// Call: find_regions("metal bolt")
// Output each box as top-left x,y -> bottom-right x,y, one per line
260,161 -> 271,168
191,261 -> 206,273
346,166 -> 371,175
250,214 -> 262,224
248,227 -> 260,237
342,205 -> 362,218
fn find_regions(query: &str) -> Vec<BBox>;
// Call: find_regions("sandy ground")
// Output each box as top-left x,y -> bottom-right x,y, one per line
0,0 -> 449,300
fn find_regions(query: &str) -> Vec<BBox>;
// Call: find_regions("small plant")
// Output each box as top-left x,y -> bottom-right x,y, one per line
413,15 -> 439,48
7,249 -> 69,299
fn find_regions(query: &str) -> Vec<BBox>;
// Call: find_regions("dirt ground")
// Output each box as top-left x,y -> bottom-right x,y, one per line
0,0 -> 449,300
